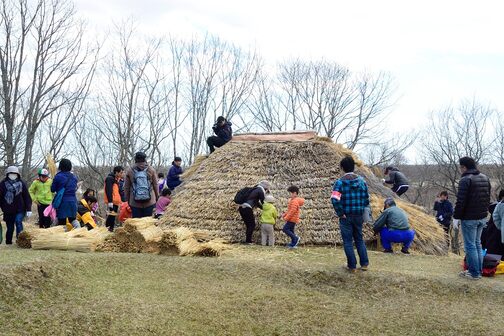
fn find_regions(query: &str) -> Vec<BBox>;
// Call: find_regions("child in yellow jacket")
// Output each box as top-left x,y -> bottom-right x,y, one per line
260,194 -> 278,246
282,185 -> 305,248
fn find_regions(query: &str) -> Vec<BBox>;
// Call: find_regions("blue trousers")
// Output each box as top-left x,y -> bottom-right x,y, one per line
340,215 -> 369,269
380,227 -> 415,250
461,219 -> 485,277
131,205 -> 155,218
3,212 -> 24,244
282,221 -> 297,246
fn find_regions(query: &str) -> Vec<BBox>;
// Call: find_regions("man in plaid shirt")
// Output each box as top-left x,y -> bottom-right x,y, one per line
331,156 -> 370,272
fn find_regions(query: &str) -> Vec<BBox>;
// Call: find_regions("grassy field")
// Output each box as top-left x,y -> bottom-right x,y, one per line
1,244 -> 503,336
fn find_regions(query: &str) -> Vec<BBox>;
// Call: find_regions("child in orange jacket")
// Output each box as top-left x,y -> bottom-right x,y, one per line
282,185 -> 305,248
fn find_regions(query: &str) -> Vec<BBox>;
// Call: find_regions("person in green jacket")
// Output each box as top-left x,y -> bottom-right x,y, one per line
373,197 -> 416,254
260,194 -> 278,246
28,169 -> 53,228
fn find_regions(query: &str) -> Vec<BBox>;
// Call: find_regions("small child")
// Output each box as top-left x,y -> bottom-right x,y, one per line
282,185 -> 305,248
155,188 -> 172,219
260,194 -> 278,246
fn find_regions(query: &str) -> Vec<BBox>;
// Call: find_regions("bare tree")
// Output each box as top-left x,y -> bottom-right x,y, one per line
359,132 -> 416,167
421,98 -> 494,194
0,0 -> 95,176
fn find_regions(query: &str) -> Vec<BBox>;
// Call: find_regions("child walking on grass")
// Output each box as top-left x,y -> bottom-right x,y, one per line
260,194 -> 278,246
282,185 -> 305,248
155,188 -> 172,219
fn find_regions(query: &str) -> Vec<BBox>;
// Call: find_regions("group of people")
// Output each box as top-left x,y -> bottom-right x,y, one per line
0,116 -> 234,243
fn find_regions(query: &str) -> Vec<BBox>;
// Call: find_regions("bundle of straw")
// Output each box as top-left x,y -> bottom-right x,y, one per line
46,154 -> 57,178
31,227 -> 110,252
16,226 -> 66,248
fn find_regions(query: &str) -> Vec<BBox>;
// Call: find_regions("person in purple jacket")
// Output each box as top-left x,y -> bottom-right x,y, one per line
50,159 -> 79,227
0,166 -> 32,244
166,157 -> 183,191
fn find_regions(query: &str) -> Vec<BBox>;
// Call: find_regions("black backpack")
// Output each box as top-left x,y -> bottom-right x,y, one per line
234,187 -> 254,204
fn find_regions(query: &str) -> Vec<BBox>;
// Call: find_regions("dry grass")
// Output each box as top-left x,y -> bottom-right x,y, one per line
0,246 -> 503,335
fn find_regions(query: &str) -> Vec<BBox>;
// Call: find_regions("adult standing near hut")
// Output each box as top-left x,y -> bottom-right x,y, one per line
207,116 -> 232,153
0,166 -> 32,244
454,157 -> 491,280
166,157 -> 183,190
104,166 -> 124,232
238,180 -> 271,244
124,152 -> 159,218
51,159 -> 79,228
382,166 -> 409,197
29,169 -> 53,229
331,156 -> 370,272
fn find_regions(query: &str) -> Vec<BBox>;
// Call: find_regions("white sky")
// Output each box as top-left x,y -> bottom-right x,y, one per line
75,0 -> 504,161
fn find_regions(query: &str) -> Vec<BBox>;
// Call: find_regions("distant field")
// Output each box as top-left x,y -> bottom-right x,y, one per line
0,245 -> 503,336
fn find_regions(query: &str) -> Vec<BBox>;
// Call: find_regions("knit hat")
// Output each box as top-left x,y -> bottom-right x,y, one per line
5,166 -> 20,176
384,197 -> 396,208
135,152 -> 147,163
38,168 -> 50,177
258,180 -> 271,191
217,116 -> 226,123
265,195 -> 276,203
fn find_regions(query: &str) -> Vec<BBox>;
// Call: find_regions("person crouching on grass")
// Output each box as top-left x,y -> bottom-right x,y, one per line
260,194 -> 278,246
282,185 -> 305,248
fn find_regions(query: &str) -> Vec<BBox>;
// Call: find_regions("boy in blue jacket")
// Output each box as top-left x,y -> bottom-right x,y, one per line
433,191 -> 457,253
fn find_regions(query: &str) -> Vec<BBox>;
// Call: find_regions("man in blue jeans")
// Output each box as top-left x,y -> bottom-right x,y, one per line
331,156 -> 370,272
454,157 -> 491,280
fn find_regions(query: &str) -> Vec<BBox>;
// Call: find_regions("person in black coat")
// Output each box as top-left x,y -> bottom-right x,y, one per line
433,190 -> 456,252
0,166 -> 32,244
454,157 -> 491,280
207,116 -> 232,153
382,166 -> 409,196
481,190 -> 504,259
238,180 -> 271,244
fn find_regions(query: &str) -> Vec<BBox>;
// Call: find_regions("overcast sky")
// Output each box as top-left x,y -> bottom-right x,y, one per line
74,0 -> 504,159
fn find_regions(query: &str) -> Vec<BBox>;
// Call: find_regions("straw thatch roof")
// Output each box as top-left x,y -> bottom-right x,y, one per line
159,134 -> 446,255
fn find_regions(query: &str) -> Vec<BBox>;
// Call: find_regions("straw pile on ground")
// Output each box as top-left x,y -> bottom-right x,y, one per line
97,218 -> 229,257
31,227 -> 110,252
159,135 -> 446,255
17,226 -> 66,248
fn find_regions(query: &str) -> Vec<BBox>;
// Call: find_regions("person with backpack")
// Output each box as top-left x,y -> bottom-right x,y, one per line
331,156 -> 370,272
166,157 -> 183,190
236,180 -> 271,244
124,152 -> 159,218
382,166 -> 409,197
104,166 -> 124,232
454,157 -> 491,280
51,159 -> 79,229
0,166 -> 32,244
29,169 -> 53,229
433,191 -> 456,252
207,116 -> 232,153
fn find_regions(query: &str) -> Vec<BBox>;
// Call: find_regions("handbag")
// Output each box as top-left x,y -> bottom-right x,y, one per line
43,204 -> 57,221
52,176 -> 71,209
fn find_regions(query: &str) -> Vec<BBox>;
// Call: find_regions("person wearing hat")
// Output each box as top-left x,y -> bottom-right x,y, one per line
207,116 -> 232,153
29,168 -> 53,228
166,157 -> 183,191
372,197 -> 416,254
51,159 -> 79,228
260,194 -> 278,246
238,180 -> 271,244
124,152 -> 159,218
0,166 -> 32,244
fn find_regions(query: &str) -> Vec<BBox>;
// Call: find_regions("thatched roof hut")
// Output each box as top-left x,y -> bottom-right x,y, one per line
160,132 -> 446,255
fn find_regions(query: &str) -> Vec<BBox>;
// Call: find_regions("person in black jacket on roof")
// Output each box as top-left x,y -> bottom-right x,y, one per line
207,116 -> 232,153
382,166 -> 409,196
454,157 -> 491,280
238,180 -> 271,244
